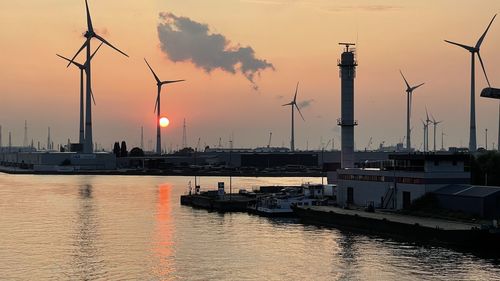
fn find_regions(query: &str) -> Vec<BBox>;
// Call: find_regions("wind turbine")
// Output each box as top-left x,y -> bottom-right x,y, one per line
444,14 -> 496,152
421,119 -> 429,152
144,59 -> 185,155
282,82 -> 305,151
57,42 -> 103,145
400,70 -> 424,152
431,114 -> 443,152
425,108 -> 432,152
68,0 -> 128,153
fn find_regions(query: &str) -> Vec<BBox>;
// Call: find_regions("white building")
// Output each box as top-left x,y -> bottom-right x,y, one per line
335,153 -> 470,209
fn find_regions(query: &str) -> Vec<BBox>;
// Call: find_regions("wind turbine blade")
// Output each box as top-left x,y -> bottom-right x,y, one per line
293,82 -> 299,102
90,42 -> 104,60
476,14 -> 497,49
295,104 -> 305,121
399,70 -> 410,90
411,82 -> 425,91
67,40 -> 88,67
85,0 -> 94,33
94,34 -> 128,57
161,79 -> 185,85
477,52 -> 491,87
425,107 -> 430,122
57,54 -> 84,69
282,102 -> 293,106
444,40 -> 474,52
90,88 -> 96,105
154,87 -> 161,113
144,59 -> 161,84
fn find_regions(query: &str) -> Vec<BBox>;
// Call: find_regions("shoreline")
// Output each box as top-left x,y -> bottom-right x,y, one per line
0,166 -> 326,177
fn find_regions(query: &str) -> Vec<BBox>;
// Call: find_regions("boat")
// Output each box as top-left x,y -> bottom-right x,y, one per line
248,185 -> 325,217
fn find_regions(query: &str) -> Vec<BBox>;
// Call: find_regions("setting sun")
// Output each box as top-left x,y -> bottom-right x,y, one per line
159,117 -> 170,128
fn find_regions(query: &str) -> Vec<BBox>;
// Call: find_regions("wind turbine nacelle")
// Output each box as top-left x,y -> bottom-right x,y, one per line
481,87 -> 500,100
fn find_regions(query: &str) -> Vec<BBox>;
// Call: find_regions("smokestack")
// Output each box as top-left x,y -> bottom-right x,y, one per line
23,120 -> 28,147
141,126 -> 144,150
337,43 -> 358,169
47,127 -> 51,150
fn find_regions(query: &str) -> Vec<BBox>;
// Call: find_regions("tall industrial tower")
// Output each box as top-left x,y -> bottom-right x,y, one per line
47,127 -> 51,150
337,43 -> 358,168
182,118 -> 187,148
0,125 -> 2,148
141,126 -> 144,150
23,120 -> 28,147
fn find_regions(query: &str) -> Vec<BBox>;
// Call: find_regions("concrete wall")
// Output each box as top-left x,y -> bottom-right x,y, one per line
1,152 -> 116,170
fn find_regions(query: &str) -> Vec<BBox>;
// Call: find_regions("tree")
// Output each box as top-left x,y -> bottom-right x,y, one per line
471,151 -> 500,186
129,147 -> 145,157
120,141 -> 128,157
113,142 -> 121,157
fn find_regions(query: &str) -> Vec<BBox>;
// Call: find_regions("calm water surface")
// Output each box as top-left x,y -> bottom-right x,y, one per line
1,175 -> 500,280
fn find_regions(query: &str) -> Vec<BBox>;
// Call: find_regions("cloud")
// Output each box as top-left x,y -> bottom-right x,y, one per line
298,99 -> 314,109
157,12 -> 274,90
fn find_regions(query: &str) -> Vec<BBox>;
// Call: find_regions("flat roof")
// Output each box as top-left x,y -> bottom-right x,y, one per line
434,184 -> 500,198
389,153 -> 469,161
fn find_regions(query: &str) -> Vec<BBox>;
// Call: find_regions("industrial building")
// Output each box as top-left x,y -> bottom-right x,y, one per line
433,184 -> 500,218
336,153 -> 471,210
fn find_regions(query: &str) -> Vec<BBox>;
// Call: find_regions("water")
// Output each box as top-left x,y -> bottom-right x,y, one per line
1,175 -> 500,281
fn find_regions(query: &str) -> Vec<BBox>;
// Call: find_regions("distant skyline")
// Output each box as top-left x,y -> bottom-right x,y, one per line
1,0 -> 500,150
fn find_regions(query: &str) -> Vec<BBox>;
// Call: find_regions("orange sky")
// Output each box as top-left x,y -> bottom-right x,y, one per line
1,0 -> 500,150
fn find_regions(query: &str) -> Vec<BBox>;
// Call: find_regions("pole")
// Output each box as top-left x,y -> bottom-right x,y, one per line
486,128 -> 488,150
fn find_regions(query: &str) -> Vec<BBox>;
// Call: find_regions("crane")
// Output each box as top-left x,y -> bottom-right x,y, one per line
365,137 -> 373,151
324,139 -> 332,150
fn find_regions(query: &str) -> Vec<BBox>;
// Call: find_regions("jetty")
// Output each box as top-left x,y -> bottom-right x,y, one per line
292,205 -> 500,251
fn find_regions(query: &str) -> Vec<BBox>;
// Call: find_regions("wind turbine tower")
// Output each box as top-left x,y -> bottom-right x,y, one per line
0,125 -> 2,148
144,59 -> 185,155
8,132 -> 12,152
431,115 -> 442,152
400,71 -> 424,152
282,82 -> 305,151
68,0 -> 128,153
445,14 -> 496,152
58,43 -> 103,145
337,43 -> 358,168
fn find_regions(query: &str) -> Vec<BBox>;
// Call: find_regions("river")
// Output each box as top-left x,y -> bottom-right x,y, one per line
1,175 -> 499,280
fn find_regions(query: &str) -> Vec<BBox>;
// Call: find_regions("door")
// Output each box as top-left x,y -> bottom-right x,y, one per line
347,187 -> 354,204
402,191 -> 411,209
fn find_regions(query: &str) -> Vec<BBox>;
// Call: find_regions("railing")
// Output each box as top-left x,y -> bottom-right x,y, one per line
382,187 -> 395,209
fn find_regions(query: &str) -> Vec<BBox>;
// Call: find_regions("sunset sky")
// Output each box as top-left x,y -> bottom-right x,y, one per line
1,0 -> 500,151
